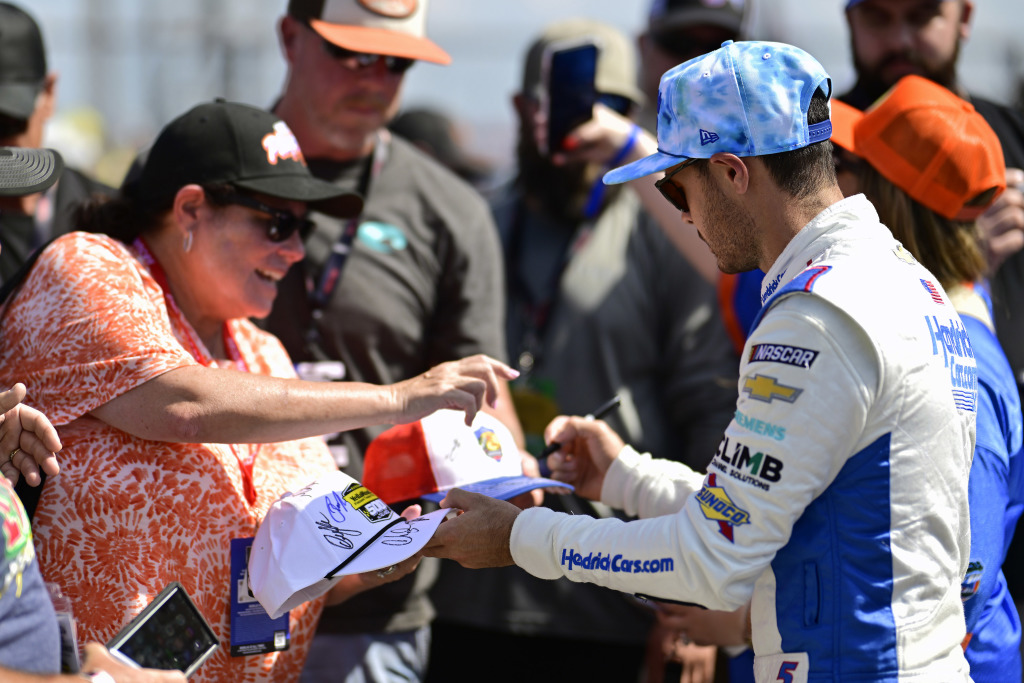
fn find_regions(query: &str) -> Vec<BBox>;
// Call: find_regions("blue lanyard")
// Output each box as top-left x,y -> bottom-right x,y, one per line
309,130 -> 390,311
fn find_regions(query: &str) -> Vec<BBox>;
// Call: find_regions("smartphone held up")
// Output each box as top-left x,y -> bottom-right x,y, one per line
539,38 -> 599,155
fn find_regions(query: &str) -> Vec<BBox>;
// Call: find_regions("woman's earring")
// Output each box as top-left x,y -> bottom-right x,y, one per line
183,231 -> 194,253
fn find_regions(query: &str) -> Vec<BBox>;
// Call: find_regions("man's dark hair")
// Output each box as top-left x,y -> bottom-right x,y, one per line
759,91 -> 835,199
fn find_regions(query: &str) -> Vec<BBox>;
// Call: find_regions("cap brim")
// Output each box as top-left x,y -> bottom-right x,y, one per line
0,147 -> 64,197
0,82 -> 43,120
234,174 -> 363,218
603,150 -> 689,185
829,99 -> 862,154
421,476 -> 573,503
311,19 -> 451,65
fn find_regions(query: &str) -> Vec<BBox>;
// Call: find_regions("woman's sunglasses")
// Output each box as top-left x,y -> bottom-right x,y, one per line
212,191 -> 315,243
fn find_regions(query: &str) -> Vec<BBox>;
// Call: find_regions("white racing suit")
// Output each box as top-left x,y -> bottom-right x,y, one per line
511,196 -> 977,682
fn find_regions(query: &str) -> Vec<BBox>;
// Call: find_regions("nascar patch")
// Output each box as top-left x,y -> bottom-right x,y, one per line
748,343 -> 818,369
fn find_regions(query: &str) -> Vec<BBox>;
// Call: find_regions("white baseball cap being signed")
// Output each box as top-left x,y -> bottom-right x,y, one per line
248,470 -> 447,619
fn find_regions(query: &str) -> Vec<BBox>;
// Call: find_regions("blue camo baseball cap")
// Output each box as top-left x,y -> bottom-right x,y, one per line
604,40 -> 832,185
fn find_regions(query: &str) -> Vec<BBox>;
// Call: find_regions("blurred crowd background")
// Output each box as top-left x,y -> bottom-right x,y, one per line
34,0 -> 1024,188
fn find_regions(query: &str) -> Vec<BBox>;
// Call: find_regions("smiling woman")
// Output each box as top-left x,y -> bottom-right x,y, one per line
0,100 -> 516,683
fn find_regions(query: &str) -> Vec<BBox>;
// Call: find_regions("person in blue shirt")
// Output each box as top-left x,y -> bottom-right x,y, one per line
830,75 -> 1023,682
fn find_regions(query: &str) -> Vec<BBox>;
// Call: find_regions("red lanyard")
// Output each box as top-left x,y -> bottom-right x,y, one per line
133,238 -> 260,505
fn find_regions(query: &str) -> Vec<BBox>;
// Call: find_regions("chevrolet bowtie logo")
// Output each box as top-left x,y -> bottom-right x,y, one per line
742,374 -> 803,404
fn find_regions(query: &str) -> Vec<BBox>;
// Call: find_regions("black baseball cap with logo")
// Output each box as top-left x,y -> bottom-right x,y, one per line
133,100 -> 362,218
0,2 -> 48,120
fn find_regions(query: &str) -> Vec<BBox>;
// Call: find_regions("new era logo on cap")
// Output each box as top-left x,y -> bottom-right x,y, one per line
700,129 -> 720,145
363,410 -> 571,504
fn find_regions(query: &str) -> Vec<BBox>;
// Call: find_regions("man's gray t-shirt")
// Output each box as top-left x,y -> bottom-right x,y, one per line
263,135 -> 507,634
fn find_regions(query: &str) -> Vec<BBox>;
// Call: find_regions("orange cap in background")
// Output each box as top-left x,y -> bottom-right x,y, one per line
289,0 -> 451,65
830,75 -> 1005,221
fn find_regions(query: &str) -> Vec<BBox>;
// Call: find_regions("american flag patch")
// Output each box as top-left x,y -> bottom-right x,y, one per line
921,279 -> 944,305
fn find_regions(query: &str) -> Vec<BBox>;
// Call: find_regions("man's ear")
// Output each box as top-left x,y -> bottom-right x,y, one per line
278,14 -> 300,63
958,0 -> 974,42
35,73 -> 58,122
710,152 -> 750,195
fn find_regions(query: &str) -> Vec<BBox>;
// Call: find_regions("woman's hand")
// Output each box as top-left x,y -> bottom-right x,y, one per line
0,383 -> 62,487
81,643 -> 187,682
391,355 -> 519,426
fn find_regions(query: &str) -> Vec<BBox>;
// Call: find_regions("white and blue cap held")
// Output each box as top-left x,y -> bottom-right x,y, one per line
604,40 -> 832,184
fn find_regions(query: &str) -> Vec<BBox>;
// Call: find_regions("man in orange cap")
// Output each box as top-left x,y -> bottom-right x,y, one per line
265,2 -> 523,682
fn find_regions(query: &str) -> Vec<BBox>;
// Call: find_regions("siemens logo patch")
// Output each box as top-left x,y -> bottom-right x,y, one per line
733,410 -> 786,441
560,549 -> 674,574
748,343 -> 818,369
711,436 -> 784,490
924,315 -> 978,412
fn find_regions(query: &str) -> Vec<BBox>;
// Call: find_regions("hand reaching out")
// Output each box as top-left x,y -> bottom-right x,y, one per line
422,489 -> 520,568
393,355 -> 519,426
0,383 -> 61,487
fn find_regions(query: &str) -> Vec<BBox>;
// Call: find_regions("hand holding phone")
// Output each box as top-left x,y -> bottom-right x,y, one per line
540,39 -> 599,155
107,582 -> 219,678
81,643 -> 187,682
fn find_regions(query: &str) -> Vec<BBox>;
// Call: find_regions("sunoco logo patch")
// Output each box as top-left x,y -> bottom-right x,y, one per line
696,474 -> 750,542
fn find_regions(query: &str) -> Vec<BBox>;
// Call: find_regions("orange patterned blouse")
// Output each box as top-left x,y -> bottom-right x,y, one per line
0,232 -> 337,683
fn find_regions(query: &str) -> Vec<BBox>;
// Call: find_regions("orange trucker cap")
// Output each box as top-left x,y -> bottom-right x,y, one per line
830,75 -> 1005,221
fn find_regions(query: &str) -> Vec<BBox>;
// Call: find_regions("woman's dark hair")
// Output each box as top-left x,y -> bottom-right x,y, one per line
858,163 -> 989,288
74,182 -> 235,243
